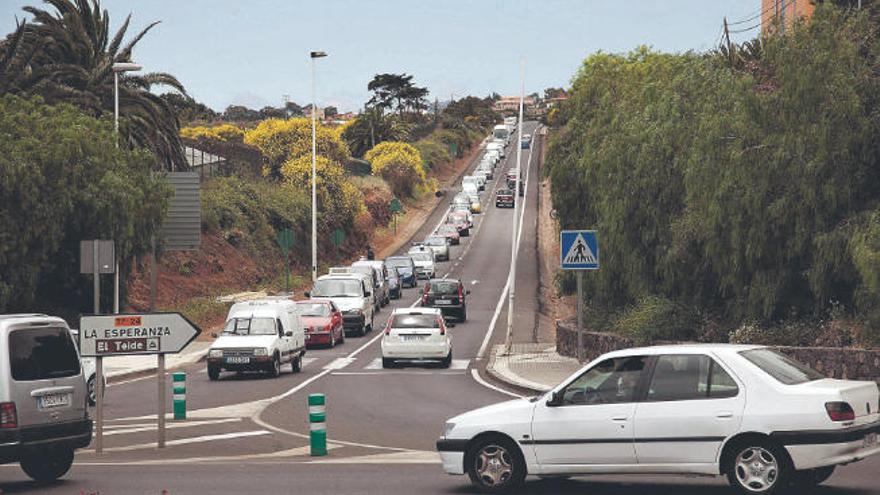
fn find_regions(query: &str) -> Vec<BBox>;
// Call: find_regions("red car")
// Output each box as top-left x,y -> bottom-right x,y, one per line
295,300 -> 345,348
436,224 -> 461,245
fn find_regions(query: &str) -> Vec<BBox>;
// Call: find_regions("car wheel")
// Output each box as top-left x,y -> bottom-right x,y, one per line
792,466 -> 835,487
207,365 -> 220,381
87,374 -> 97,406
291,354 -> 302,373
460,306 -> 468,322
382,358 -> 396,369
725,441 -> 791,495
268,355 -> 281,378
467,436 -> 526,493
442,351 -> 452,368
20,448 -> 74,483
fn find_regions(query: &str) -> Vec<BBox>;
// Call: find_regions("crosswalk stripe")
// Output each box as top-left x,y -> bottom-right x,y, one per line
362,358 -> 470,371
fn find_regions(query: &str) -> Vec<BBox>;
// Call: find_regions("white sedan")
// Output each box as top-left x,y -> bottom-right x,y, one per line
437,344 -> 879,494
381,307 -> 452,368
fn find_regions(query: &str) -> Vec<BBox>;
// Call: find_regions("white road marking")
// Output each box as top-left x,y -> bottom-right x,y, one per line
82,430 -> 271,453
471,280 -> 479,285
331,371 -> 463,376
362,358 -> 470,370
470,369 -> 524,399
103,418 -> 240,435
322,357 -> 356,370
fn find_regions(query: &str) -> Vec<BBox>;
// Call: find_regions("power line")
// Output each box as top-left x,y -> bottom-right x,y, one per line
728,0 -> 792,27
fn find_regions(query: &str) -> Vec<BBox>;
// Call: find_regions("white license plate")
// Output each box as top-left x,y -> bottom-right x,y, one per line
226,356 -> 250,364
400,335 -> 425,342
39,393 -> 70,409
865,433 -> 878,448
435,299 -> 451,305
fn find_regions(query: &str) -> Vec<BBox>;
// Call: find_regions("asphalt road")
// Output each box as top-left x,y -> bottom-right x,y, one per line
3,123 -> 878,494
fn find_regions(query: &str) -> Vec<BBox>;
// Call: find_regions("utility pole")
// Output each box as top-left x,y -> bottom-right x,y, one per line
723,17 -> 733,68
504,58 -> 526,355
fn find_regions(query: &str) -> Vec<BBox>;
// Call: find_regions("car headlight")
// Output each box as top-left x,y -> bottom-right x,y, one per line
209,349 -> 223,358
442,422 -> 456,438
253,348 -> 268,356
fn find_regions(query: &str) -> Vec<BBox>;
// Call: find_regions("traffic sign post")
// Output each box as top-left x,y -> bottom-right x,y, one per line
330,228 -> 345,259
389,198 -> 402,235
79,312 -> 201,451
276,228 -> 294,292
560,230 -> 599,362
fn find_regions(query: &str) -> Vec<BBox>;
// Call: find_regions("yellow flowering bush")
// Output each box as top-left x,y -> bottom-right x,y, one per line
364,141 -> 428,198
180,124 -> 244,142
280,155 -> 365,229
244,118 -> 350,178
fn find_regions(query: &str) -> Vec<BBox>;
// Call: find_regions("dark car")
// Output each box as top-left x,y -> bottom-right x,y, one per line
496,189 -> 514,208
421,278 -> 470,321
385,255 -> 418,288
387,267 -> 402,299
296,300 -> 345,348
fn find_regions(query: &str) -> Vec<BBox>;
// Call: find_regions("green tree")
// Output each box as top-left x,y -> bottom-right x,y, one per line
367,73 -> 429,115
342,107 -> 412,158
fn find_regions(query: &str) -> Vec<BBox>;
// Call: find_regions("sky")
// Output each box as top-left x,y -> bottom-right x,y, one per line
1,0 -> 761,113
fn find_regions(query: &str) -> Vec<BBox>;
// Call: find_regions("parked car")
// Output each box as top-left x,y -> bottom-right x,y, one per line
386,256 -> 418,288
381,307 -> 453,369
0,314 -> 92,483
207,298 -> 306,380
422,236 -> 451,261
421,278 -> 470,321
387,267 -> 402,299
306,274 -> 375,336
295,300 -> 344,348
408,250 -> 436,279
437,344 -> 880,494
436,224 -> 461,245
495,188 -> 514,208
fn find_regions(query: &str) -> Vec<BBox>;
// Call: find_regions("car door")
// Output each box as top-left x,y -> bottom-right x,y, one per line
632,353 -> 745,466
530,356 -> 648,468
276,317 -> 292,361
329,302 -> 343,338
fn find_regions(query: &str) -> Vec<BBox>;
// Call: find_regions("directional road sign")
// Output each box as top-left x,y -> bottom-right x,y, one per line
78,313 -> 201,357
560,230 -> 599,270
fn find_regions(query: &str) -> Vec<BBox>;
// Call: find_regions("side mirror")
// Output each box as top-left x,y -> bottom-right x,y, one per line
285,331 -> 293,337
546,390 -> 563,407
304,291 -> 310,298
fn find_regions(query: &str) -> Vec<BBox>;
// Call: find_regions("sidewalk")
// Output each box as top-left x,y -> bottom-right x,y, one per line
102,341 -> 213,381
486,343 -> 581,393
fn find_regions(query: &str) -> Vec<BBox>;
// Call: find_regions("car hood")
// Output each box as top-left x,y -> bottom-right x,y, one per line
211,335 -> 277,350
448,398 -> 535,426
313,296 -> 365,312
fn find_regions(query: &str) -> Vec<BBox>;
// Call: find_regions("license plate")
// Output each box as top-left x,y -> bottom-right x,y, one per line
226,356 -> 250,364
435,299 -> 451,305
39,393 -> 70,409
865,433 -> 878,448
401,335 -> 425,342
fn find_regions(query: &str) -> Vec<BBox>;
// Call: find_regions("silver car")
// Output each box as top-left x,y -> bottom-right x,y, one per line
0,314 -> 92,482
423,236 -> 451,261
407,248 -> 436,278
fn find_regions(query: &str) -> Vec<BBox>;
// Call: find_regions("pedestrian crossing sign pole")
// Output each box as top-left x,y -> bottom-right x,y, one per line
560,230 -> 598,362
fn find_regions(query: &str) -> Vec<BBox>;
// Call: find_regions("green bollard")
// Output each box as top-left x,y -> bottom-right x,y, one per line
172,372 -> 186,420
309,393 -> 327,456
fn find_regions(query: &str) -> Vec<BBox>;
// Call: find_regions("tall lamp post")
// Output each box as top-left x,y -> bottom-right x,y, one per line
310,51 -> 327,281
111,61 -> 142,314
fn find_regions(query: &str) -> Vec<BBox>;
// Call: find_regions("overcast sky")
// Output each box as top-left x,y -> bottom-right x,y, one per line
1,0 -> 761,112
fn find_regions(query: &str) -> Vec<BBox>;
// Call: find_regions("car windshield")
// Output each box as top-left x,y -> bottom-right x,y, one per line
739,348 -> 825,385
9,327 -> 81,381
411,252 -> 432,262
386,257 -> 413,269
223,317 -> 277,336
390,314 -> 441,329
425,237 -> 445,246
438,226 -> 455,235
296,302 -> 331,317
430,280 -> 459,295
311,279 -> 363,297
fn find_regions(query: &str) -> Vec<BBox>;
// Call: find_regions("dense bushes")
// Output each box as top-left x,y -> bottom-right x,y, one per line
548,6 -> 880,345
180,124 -> 244,142
244,118 -> 350,178
365,142 -> 433,198
280,156 -> 365,232
0,95 -> 168,313
413,139 -> 451,171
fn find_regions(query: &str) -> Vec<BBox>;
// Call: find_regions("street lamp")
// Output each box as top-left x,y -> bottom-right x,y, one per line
310,51 -> 327,282
111,61 -> 141,315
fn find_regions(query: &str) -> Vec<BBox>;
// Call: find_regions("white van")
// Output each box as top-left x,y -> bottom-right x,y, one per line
307,274 -> 375,336
462,176 -> 484,192
492,124 -> 509,142
207,298 -> 306,380
487,141 -> 505,159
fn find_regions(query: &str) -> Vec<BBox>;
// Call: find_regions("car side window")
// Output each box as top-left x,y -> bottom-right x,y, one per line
560,356 -> 647,406
647,354 -> 739,402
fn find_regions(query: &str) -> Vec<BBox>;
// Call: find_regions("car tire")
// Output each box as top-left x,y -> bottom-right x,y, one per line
207,365 -> 220,381
87,374 -> 97,406
442,351 -> 452,368
291,354 -> 302,373
791,466 -> 835,487
20,448 -> 74,483
268,355 -> 281,378
466,435 -> 526,493
460,306 -> 468,322
382,358 -> 396,369
725,440 -> 791,495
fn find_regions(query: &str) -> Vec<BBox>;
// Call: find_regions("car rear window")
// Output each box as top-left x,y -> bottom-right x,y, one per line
386,257 -> 413,269
739,348 -> 825,385
296,303 -> 330,317
430,281 -> 459,295
9,327 -> 81,381
390,314 -> 441,328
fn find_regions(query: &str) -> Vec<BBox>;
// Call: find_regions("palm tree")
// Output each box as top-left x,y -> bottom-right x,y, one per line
6,0 -> 188,170
342,106 -> 412,157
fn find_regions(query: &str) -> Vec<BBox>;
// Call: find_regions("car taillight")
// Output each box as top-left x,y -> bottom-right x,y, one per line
384,320 -> 392,335
439,318 -> 446,335
325,324 -> 332,332
458,284 -> 463,300
422,283 -> 430,304
825,402 -> 855,422
0,402 -> 17,429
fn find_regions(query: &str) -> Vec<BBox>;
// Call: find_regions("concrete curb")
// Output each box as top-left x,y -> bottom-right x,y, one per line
484,345 -> 552,394
105,348 -> 210,384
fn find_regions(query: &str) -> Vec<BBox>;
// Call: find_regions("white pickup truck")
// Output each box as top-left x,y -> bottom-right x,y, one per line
207,298 -> 306,380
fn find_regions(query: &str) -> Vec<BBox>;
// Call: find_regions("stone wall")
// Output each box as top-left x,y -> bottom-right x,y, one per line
556,321 -> 880,384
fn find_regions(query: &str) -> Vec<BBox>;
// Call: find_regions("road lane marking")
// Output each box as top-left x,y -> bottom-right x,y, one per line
103,418 -> 241,435
362,358 -> 470,370
323,357 -> 355,370
330,371 -> 463,376
470,369 -> 523,399
82,430 -> 271,453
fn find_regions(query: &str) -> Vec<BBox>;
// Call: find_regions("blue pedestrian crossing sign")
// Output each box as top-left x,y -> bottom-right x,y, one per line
560,230 -> 599,270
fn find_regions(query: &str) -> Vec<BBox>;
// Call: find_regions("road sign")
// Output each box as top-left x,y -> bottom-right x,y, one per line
78,313 -> 201,357
389,198 -> 402,214
330,229 -> 345,248
560,230 -> 599,270
79,240 -> 115,274
276,228 -> 294,252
